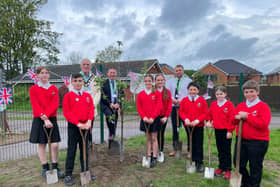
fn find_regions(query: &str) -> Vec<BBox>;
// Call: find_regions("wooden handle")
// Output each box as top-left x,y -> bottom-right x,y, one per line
79,129 -> 88,172
236,120 -> 243,171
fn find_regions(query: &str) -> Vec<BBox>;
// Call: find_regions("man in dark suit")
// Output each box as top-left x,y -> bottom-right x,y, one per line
100,68 -> 119,148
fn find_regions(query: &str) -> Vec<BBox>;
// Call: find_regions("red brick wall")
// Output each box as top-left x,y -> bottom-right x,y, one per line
198,64 -> 228,85
267,74 -> 280,85
162,67 -> 174,75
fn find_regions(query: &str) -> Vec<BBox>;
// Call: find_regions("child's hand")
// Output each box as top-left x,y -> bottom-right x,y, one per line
143,117 -> 148,123
238,111 -> 248,119
205,121 -> 213,128
160,117 -> 167,124
44,119 -> 53,128
235,114 -> 242,120
40,114 -> 48,121
148,118 -> 154,124
226,132 -> 232,139
184,119 -> 190,126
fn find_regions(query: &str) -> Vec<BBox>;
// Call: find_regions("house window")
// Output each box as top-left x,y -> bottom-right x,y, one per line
204,74 -> 217,82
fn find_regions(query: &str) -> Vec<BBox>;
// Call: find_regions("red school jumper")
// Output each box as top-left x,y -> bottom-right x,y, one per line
137,90 -> 162,120
179,96 -> 208,127
207,100 -> 235,132
159,89 -> 172,118
233,101 -> 271,141
30,84 -> 59,118
63,91 -> 94,125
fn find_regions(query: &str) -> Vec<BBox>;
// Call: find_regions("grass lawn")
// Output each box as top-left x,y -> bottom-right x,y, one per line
0,129 -> 279,187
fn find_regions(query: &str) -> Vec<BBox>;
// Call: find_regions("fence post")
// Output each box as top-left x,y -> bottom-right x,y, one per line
239,72 -> 243,102
99,64 -> 104,143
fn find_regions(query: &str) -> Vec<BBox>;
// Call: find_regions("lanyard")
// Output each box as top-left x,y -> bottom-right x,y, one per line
109,80 -> 117,94
80,71 -> 92,83
176,77 -> 184,93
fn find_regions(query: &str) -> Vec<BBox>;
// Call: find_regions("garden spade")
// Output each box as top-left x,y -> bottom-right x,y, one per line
120,105 -> 124,163
109,110 -> 120,155
43,127 -> 58,184
230,120 -> 243,187
204,124 -> 214,179
142,122 -> 151,168
79,129 -> 91,186
186,126 -> 196,173
157,121 -> 164,163
175,108 -> 182,159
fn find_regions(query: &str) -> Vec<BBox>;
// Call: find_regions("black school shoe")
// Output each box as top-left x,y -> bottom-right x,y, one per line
64,175 -> 74,186
57,168 -> 65,178
150,157 -> 157,168
196,163 -> 204,173
42,168 -> 48,178
91,174 -> 96,181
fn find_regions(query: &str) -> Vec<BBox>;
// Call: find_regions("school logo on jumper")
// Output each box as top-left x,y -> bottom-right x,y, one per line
52,91 -> 55,96
252,110 -> 257,116
224,107 -> 228,113
76,98 -> 79,101
152,95 -> 155,100
197,103 -> 201,108
86,97 -> 90,103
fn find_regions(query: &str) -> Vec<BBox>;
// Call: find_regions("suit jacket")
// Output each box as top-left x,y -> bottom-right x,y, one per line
101,79 -> 116,116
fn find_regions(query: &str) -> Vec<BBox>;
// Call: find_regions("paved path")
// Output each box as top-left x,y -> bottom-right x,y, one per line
0,114 -> 279,161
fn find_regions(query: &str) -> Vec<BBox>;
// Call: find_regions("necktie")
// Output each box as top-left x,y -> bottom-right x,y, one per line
175,78 -> 180,99
111,80 -> 115,88
78,92 -> 81,96
192,97 -> 195,102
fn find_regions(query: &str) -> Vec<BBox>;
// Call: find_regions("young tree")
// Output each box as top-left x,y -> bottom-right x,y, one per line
67,51 -> 82,64
0,0 -> 60,80
95,44 -> 122,63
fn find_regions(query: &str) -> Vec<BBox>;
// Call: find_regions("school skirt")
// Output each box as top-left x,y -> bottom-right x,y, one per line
140,117 -> 160,133
29,117 -> 61,144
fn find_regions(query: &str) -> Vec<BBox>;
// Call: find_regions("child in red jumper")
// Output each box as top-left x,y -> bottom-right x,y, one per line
155,74 -> 172,159
179,82 -> 207,172
63,73 -> 95,186
205,86 -> 235,179
137,74 -> 162,167
233,80 -> 271,187
29,66 -> 64,179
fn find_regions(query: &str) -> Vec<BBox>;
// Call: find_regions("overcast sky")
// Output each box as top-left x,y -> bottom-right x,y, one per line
38,0 -> 280,73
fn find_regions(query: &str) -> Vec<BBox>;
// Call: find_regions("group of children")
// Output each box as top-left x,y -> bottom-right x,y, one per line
137,72 -> 271,187
29,67 -> 95,186
30,66 -> 271,187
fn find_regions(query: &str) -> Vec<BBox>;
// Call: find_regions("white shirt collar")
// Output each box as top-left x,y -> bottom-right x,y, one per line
157,87 -> 163,92
72,89 -> 83,96
37,81 -> 51,89
246,97 -> 260,107
188,95 -> 199,102
144,88 -> 152,95
217,99 -> 227,107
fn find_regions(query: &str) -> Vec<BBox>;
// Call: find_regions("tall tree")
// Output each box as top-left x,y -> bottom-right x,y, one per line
0,0 -> 60,80
95,43 -> 122,63
67,51 -> 82,64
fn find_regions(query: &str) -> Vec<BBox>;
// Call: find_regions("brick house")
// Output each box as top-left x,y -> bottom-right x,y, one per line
266,67 -> 280,85
193,59 -> 262,85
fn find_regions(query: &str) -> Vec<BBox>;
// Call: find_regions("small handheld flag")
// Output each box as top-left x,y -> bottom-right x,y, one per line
0,88 -> 13,104
25,68 -> 38,83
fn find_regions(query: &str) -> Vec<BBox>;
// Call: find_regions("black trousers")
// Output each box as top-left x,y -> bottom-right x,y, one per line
105,111 -> 118,138
184,126 -> 203,164
88,119 -> 94,144
238,139 -> 269,187
65,123 -> 89,176
157,116 -> 167,152
171,107 -> 188,149
215,129 -> 232,171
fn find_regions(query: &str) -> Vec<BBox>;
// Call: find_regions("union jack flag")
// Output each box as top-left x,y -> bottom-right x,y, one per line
207,80 -> 214,89
127,72 -> 137,80
25,68 -> 38,83
203,92 -> 211,100
0,88 -> 13,104
96,69 -> 103,76
61,76 -> 71,87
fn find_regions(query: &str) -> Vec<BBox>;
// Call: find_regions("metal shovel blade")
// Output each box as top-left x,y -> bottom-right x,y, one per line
142,156 -> 151,168
204,167 -> 214,179
174,141 -> 182,159
46,169 -> 58,184
108,140 -> 120,155
80,170 -> 91,186
229,172 -> 242,187
157,152 -> 164,163
186,161 -> 196,173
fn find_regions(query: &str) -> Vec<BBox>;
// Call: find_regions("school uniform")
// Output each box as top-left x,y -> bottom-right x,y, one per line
137,89 -> 162,133
207,99 -> 235,172
166,76 -> 192,149
63,90 -> 94,176
157,88 -> 172,152
179,95 -> 208,165
29,82 -> 61,143
233,98 -> 271,187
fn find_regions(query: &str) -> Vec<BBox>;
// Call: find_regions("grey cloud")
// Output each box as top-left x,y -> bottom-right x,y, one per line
209,24 -> 226,36
83,16 -> 106,27
69,0 -> 124,11
196,31 -> 258,59
159,0 -> 213,29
